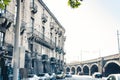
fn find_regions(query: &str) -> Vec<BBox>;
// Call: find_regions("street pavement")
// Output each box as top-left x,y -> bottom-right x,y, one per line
57,75 -> 105,80
65,75 -> 93,80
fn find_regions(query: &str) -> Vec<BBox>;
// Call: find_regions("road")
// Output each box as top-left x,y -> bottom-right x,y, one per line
57,75 -> 105,80
65,75 -> 93,80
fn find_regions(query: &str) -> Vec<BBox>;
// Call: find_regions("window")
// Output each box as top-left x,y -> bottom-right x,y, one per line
0,9 -> 5,14
55,37 -> 57,47
108,76 -> 116,80
42,26 -> 45,39
14,5 -> 17,25
50,32 -> 52,43
30,0 -> 34,7
31,0 -> 34,3
0,8 -> 6,18
0,32 -> 4,46
30,17 -> 34,28
58,40 -> 60,47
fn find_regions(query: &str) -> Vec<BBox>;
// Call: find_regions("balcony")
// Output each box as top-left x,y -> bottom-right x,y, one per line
0,42 -> 13,58
30,2 -> 38,14
41,14 -> 48,23
4,42 -> 13,51
20,21 -> 27,35
58,31 -> 62,37
0,10 -> 14,31
27,27 -> 55,50
50,22 -> 55,30
50,57 -> 56,64
41,54 -> 48,62
55,46 -> 66,54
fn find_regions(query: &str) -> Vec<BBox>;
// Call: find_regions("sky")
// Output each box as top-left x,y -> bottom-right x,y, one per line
43,0 -> 120,63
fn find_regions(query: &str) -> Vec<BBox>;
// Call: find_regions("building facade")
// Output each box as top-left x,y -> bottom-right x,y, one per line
0,0 -> 66,79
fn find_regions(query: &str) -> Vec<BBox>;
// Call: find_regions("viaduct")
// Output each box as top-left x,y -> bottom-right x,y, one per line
66,53 -> 120,77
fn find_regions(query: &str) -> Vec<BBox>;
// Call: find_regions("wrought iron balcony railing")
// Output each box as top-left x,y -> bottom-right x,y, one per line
55,46 -> 66,54
41,14 -> 48,23
27,27 -> 55,50
20,21 -> 27,35
30,2 -> 38,13
50,57 -> 56,64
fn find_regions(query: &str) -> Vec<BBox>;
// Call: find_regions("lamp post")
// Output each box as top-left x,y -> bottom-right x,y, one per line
12,0 -> 21,80
117,30 -> 120,61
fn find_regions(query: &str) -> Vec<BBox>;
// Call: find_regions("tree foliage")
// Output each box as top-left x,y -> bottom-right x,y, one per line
0,0 -> 11,9
68,0 -> 82,8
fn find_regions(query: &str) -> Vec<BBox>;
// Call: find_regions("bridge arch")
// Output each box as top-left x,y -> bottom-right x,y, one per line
83,64 -> 89,75
66,66 -> 71,73
90,63 -> 99,75
103,60 -> 120,77
76,65 -> 82,74
71,66 -> 76,74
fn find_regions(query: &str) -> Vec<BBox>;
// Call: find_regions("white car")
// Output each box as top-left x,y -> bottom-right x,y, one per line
27,74 -> 39,80
107,74 -> 120,80
71,75 -> 93,80
49,73 -> 56,80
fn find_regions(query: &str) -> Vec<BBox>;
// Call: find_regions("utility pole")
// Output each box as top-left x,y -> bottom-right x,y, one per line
80,50 -> 82,62
13,0 -> 21,80
117,30 -> 120,61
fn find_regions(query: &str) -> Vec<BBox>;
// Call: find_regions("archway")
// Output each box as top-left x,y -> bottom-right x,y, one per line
71,67 -> 75,74
90,64 -> 98,75
83,65 -> 89,75
66,67 -> 70,73
77,66 -> 82,73
104,61 -> 120,77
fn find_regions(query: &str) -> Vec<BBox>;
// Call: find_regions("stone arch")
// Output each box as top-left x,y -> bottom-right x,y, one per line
90,63 -> 98,75
66,66 -> 70,73
103,60 -> 120,77
76,65 -> 82,74
71,66 -> 76,74
83,64 -> 89,75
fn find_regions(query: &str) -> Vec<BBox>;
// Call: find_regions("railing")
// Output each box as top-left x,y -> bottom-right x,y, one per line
41,14 -> 48,23
30,2 -> 38,13
27,27 -> 55,49
55,46 -> 65,54
20,21 -> 27,35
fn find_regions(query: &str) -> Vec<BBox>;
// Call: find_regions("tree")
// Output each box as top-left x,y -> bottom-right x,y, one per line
68,0 -> 83,8
0,0 -> 11,9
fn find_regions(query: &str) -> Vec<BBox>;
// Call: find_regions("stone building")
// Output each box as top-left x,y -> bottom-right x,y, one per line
0,0 -> 66,79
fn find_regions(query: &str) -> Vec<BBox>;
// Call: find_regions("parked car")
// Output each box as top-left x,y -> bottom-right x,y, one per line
92,72 -> 102,79
72,75 -> 93,80
49,73 -> 56,80
27,74 -> 39,80
107,74 -> 120,80
37,73 -> 50,80
56,72 -> 65,79
65,72 -> 72,77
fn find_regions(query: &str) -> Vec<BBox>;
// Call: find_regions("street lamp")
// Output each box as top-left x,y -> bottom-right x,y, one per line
12,0 -> 21,80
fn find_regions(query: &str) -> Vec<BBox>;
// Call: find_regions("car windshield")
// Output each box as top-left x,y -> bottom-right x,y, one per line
95,74 -> 102,78
37,73 -> 45,77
